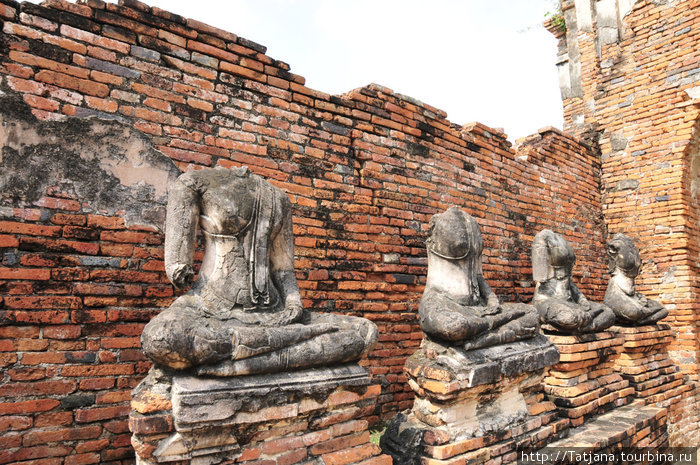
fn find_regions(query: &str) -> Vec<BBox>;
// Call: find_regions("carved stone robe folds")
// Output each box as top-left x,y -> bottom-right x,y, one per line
141,166 -> 377,376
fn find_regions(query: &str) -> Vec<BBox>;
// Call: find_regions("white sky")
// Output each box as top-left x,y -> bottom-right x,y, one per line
30,0 -> 566,140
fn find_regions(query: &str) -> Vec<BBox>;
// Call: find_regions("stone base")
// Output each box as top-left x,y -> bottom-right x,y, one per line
544,400 -> 668,452
543,330 -> 633,426
129,364 -> 390,465
609,324 -> 691,406
381,336 -> 565,465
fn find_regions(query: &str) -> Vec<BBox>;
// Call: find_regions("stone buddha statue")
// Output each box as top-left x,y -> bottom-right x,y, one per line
141,166 -> 377,376
604,233 -> 668,325
531,230 -> 615,333
419,207 -> 539,351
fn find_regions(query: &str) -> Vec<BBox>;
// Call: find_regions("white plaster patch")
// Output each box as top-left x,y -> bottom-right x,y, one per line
685,86 -> 700,100
575,0 -> 594,31
617,0 -> 638,19
557,56 -> 572,99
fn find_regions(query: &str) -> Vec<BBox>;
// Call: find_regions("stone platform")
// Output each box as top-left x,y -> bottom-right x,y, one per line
543,331 -> 633,426
542,400 -> 668,453
609,324 -> 691,407
129,364 -> 390,465
381,335 -> 567,465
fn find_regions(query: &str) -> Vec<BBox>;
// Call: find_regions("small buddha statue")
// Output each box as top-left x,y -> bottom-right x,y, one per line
604,233 -> 668,325
141,166 -> 377,376
531,230 -> 615,333
419,207 -> 539,351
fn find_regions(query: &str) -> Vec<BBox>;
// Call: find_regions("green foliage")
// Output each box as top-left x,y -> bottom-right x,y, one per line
545,2 -> 567,32
369,423 -> 386,445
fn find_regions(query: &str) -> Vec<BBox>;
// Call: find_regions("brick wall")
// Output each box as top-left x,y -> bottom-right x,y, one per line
551,0 -> 700,445
0,0 -> 606,462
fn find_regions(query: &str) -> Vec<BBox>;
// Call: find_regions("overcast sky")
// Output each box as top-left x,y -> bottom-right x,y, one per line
31,0 -> 565,140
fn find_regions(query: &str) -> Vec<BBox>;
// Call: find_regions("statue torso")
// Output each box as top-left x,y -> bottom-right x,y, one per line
180,167 -> 284,319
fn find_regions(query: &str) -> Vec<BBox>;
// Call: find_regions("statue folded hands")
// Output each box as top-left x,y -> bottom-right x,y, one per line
419,207 -> 539,350
531,230 -> 615,333
141,166 -> 377,376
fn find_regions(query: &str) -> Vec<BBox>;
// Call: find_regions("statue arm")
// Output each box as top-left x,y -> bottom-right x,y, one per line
420,299 -> 489,342
164,177 -> 200,289
270,196 -> 303,320
478,275 -> 501,311
570,282 -> 590,307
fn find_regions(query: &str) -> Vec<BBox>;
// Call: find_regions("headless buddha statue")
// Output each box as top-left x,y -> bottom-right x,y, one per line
531,230 -> 615,333
141,166 -> 378,376
604,233 -> 668,325
419,207 -> 539,351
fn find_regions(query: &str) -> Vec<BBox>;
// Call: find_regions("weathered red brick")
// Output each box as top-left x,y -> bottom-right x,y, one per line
22,425 -> 102,446
44,325 -> 82,339
64,453 -> 101,465
0,399 -> 60,415
128,413 -> 173,434
0,380 -> 77,397
80,377 -> 116,391
35,70 -> 109,97
60,24 -> 131,53
0,267 -> 51,280
75,405 -> 131,423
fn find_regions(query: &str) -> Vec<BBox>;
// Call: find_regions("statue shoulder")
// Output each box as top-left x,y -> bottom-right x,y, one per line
175,170 -> 205,192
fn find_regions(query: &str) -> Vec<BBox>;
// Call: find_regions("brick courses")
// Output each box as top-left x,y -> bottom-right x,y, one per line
130,372 -> 389,465
550,0 -> 700,445
609,324 -> 690,404
385,343 -> 568,465
15,0 -> 700,462
0,2 -> 610,460
546,402 -> 669,454
542,331 -> 633,426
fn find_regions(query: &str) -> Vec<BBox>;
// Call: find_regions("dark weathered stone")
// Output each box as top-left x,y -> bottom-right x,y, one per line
0,95 -> 179,229
140,166 -> 378,376
379,413 -> 425,465
604,233 -> 668,325
171,364 -> 370,431
614,178 -> 639,191
610,131 -> 628,151
381,209 -> 561,464
382,336 -> 559,464
20,2 -> 100,32
408,335 -> 559,395
83,56 -> 141,79
419,207 -> 539,351
61,394 -> 96,409
531,229 -> 616,334
132,364 -> 372,462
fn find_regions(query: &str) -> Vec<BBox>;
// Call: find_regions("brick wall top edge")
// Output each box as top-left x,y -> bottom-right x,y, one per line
544,17 -> 565,39
19,0 -> 586,162
462,122 -> 510,141
365,83 -> 448,118
342,83 -> 449,121
515,126 -> 596,153
33,0 -> 270,57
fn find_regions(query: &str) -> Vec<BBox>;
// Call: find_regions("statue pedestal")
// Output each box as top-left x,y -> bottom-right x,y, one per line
129,364 -> 389,465
609,324 -> 690,406
543,330 -> 633,426
381,335 -> 566,465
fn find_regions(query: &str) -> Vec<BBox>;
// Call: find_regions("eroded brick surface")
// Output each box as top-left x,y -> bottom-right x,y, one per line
0,2 -> 608,461
551,0 -> 700,446
1,0 -> 696,460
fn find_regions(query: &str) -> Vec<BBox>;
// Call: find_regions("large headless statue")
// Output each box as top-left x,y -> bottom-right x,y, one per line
141,166 -> 377,376
419,207 -> 539,350
604,233 -> 668,325
531,229 -> 615,333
